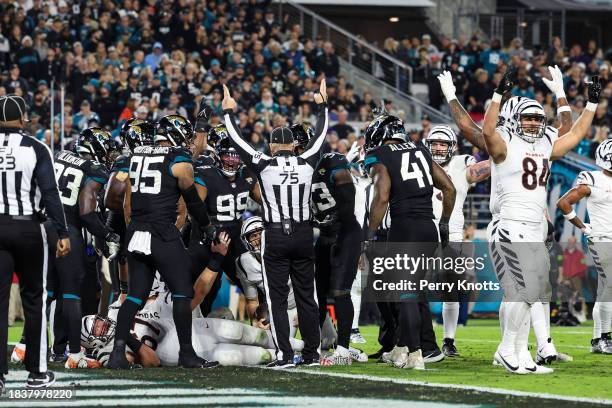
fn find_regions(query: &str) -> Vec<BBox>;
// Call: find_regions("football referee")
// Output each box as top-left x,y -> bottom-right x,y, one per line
222,82 -> 328,368
0,95 -> 70,389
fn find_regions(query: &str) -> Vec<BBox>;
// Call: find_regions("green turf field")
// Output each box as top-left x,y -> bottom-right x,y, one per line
3,319 -> 611,407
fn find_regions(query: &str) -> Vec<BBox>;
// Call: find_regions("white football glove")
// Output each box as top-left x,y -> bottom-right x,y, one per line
437,71 -> 457,102
346,141 -> 360,163
581,223 -> 593,239
106,241 -> 121,261
542,65 -> 566,99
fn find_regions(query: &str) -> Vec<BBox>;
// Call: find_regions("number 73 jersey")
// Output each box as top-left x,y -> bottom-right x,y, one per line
494,126 -> 557,223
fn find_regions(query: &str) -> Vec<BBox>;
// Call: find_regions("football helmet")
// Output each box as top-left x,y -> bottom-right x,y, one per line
241,216 -> 264,254
207,124 -> 229,151
290,122 -> 315,152
512,98 -> 547,143
425,125 -> 457,165
77,128 -> 115,165
498,96 -> 524,130
363,114 -> 406,152
155,115 -> 194,146
81,314 -> 116,351
216,131 -> 242,177
595,139 -> 612,171
120,118 -> 155,151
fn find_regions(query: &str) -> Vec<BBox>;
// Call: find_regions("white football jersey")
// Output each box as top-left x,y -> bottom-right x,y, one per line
353,174 -> 371,228
489,160 -> 500,216
432,155 -> 476,237
576,170 -> 612,239
494,126 -> 558,223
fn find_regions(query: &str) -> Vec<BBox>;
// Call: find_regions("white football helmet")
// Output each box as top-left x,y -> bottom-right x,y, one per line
425,125 -> 457,164
595,139 -> 612,171
241,216 -> 264,253
512,98 -> 547,143
498,96 -> 523,130
81,314 -> 116,351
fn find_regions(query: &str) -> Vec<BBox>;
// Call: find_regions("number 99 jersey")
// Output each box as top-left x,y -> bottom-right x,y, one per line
129,145 -> 193,224
54,150 -> 109,227
364,142 -> 434,220
494,125 -> 557,223
311,152 -> 350,227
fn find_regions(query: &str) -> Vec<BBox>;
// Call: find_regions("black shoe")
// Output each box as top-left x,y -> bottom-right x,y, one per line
179,349 -> 219,369
49,353 -> 67,363
296,357 -> 320,367
107,343 -> 132,370
422,348 -> 445,363
369,347 -> 392,360
442,338 -> 460,357
266,359 -> 296,369
27,371 -> 55,388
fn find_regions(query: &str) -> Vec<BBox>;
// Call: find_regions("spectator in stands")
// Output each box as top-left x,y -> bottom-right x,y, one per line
421,34 -> 439,55
331,109 -> 354,140
73,100 -> 100,132
466,68 -> 493,112
316,41 -> 340,80
479,38 -> 508,77
145,42 -> 164,72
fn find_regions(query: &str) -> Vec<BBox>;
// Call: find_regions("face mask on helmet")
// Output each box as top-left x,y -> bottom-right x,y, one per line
514,102 -> 546,143
596,140 -> 612,171
81,314 -> 116,350
427,140 -> 453,164
219,150 -> 241,176
241,217 -> 264,254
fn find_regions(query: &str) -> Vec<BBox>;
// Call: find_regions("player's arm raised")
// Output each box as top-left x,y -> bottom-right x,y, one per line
432,160 -> 456,247
542,65 -> 573,136
300,79 -> 329,166
482,68 -> 516,163
551,76 -> 602,160
438,71 -> 487,151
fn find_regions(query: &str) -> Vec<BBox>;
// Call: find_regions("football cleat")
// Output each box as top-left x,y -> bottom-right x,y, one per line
65,353 -> 102,369
179,349 -> 219,369
383,346 -> 409,368
442,338 -> 459,357
405,349 -> 426,370
348,347 -> 368,363
536,338 -> 557,365
27,371 -> 55,388
494,348 -> 527,374
422,349 -> 445,363
266,359 -> 296,369
320,347 -> 352,366
370,347 -> 392,361
556,351 -> 573,362
519,349 -> 553,375
49,352 -> 68,364
350,328 -> 366,344
296,357 -> 320,367
591,338 -> 612,354
11,343 -> 26,363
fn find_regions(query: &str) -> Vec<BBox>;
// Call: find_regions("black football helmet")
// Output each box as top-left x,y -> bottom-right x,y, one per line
363,114 -> 406,152
207,124 -> 229,151
216,130 -> 242,177
155,115 -> 194,147
77,128 -> 115,165
290,122 -> 315,151
120,118 -> 155,151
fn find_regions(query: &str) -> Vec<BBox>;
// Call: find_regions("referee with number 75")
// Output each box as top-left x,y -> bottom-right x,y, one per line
222,81 -> 328,368
0,94 -> 71,391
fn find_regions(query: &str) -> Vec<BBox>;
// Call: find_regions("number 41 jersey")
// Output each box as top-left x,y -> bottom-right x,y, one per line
129,145 -> 192,224
364,141 -> 434,220
54,150 -> 109,227
494,125 -> 557,223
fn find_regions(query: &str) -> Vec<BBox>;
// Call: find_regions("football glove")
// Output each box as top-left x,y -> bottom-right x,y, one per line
495,67 -> 517,95
195,104 -> 213,133
437,71 -> 457,102
542,65 -> 565,99
199,224 -> 220,246
587,75 -> 602,104
581,223 -> 593,239
346,141 -> 360,163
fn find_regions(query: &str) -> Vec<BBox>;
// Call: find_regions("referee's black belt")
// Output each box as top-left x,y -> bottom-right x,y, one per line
0,214 -> 37,221
264,220 -> 311,229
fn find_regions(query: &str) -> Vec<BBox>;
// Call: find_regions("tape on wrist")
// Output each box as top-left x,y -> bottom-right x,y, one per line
586,102 -> 598,112
563,210 -> 577,220
555,91 -> 566,100
446,93 -> 457,102
557,105 -> 571,114
492,93 -> 503,103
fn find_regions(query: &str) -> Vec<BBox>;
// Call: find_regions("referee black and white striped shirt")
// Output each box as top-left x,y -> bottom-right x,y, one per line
0,128 -> 68,237
223,105 -> 328,224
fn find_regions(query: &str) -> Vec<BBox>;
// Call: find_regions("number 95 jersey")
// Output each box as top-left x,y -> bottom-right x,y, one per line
129,145 -> 192,224
364,142 -> 434,220
494,126 -> 557,223
311,152 -> 350,226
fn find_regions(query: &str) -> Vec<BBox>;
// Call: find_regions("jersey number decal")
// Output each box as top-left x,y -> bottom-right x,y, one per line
130,156 -> 164,194
521,158 -> 549,190
280,171 -> 299,184
312,182 -> 336,212
217,191 -> 249,221
0,147 -> 16,171
54,163 -> 84,206
400,150 -> 433,188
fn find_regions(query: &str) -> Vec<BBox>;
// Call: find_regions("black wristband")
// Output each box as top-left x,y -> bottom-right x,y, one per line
207,252 -> 224,273
119,280 -> 128,294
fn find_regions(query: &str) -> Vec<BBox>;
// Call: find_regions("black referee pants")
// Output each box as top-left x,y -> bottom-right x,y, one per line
0,216 -> 49,374
261,222 -> 320,361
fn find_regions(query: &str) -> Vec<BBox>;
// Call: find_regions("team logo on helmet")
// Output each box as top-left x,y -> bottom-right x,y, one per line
363,114 -> 406,152
596,139 -> 612,171
155,115 -> 194,147
77,128 -> 116,165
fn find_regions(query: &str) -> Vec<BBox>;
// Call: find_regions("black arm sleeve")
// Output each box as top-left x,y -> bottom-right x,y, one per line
80,212 -> 111,240
33,141 -> 69,238
181,184 -> 210,227
223,110 -> 270,174
299,103 -> 329,167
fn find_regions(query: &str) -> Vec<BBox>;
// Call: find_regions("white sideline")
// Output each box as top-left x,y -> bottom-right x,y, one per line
290,369 -> 612,405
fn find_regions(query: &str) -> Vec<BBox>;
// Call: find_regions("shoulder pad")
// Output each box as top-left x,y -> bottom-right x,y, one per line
111,153 -> 131,173
86,161 -> 110,185
169,146 -> 193,164
318,152 -> 349,171
544,126 -> 559,144
576,171 -> 595,187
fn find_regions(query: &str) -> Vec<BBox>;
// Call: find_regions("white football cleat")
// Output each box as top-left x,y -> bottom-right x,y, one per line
591,338 -> 612,354
350,328 -> 366,344
519,349 -> 553,374
494,348 -> 527,374
348,347 -> 368,363
557,351 -> 574,361
536,339 -> 558,365
383,346 -> 409,368
404,349 -> 425,370
11,343 -> 26,363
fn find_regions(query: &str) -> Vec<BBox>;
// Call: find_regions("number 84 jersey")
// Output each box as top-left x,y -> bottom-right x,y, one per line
494,125 -> 557,223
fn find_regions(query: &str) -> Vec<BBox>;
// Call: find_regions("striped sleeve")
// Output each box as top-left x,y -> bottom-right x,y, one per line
300,104 -> 329,166
576,171 -> 595,187
224,111 -> 271,173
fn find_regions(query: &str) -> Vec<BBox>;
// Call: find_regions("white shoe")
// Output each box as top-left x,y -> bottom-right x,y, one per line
11,343 -> 26,363
557,351 -> 574,361
350,329 -> 366,344
519,349 -> 553,374
348,347 -> 368,363
405,349 -> 425,370
536,339 -> 558,365
320,346 -> 352,366
591,338 -> 612,354
494,348 -> 527,374
384,346 -> 409,368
